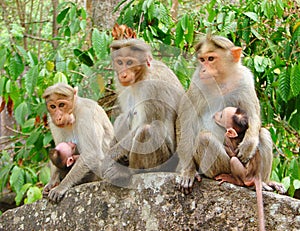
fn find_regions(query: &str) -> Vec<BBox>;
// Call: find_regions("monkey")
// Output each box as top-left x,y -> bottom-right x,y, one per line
213,106 -> 266,231
176,34 -> 285,195
42,83 -> 114,202
105,38 -> 184,179
49,142 -> 80,180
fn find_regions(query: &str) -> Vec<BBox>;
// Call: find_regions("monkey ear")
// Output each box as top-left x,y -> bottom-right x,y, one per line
66,157 -> 75,167
226,128 -> 238,138
146,55 -> 152,67
231,47 -> 242,63
73,86 -> 78,97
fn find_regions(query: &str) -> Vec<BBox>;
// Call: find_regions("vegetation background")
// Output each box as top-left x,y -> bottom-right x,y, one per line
0,0 -> 299,213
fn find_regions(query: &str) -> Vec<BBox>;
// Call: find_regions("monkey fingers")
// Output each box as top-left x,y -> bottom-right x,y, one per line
265,181 -> 286,194
179,171 -> 201,194
48,185 -> 68,203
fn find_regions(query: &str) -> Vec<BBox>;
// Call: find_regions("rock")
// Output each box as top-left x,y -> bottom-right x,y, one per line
0,173 -> 299,231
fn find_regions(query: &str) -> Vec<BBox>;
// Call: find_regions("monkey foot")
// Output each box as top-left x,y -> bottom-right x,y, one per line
263,181 -> 286,194
215,174 -> 244,186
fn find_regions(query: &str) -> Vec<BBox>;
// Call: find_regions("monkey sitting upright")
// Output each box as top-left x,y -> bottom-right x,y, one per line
214,106 -> 265,231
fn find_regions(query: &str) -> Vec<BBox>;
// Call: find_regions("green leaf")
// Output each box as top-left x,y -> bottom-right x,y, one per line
53,71 -> 68,84
0,77 -> 6,95
0,163 -> 13,192
175,24 -> 184,47
291,64 -> 300,97
278,70 -> 290,102
24,186 -> 42,204
8,54 -> 24,80
294,180 -> 300,190
25,65 -> 39,95
0,48 -> 7,69
15,183 -> 32,206
281,176 -> 291,191
57,7 -> 70,23
43,131 -> 53,146
26,131 -> 40,146
243,12 -> 258,22
39,166 -> 51,185
73,49 -> 94,66
15,102 -> 29,125
23,118 -> 35,129
28,52 -> 38,66
92,29 -> 109,60
10,166 -> 25,193
250,28 -> 263,40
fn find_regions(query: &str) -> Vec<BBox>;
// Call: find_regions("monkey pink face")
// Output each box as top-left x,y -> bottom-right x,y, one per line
46,94 -> 75,127
214,107 -> 237,129
197,51 -> 221,80
114,57 -> 145,86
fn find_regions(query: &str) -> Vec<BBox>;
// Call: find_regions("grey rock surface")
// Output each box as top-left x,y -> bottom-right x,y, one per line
0,173 -> 299,231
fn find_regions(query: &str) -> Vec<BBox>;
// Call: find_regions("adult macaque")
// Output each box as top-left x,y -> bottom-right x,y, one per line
42,83 -> 114,202
176,34 -> 284,194
107,39 -> 184,176
214,107 -> 265,231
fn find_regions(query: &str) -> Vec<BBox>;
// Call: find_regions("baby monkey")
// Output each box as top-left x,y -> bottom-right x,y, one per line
49,142 -> 79,175
214,106 -> 265,231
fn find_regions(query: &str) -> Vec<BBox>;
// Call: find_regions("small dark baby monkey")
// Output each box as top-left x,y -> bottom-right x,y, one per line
49,142 -> 79,170
214,106 -> 265,231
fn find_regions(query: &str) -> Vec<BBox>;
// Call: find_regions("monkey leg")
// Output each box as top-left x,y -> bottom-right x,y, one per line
195,131 -> 231,178
129,123 -> 173,170
215,157 -> 246,186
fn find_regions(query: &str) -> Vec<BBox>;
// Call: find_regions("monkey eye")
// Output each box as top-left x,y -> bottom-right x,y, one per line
199,58 -> 205,62
208,56 -> 214,61
59,103 -> 65,107
117,60 -> 123,65
127,60 -> 133,66
49,105 -> 56,109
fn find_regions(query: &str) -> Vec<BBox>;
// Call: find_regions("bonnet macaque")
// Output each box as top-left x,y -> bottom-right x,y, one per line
42,83 -> 114,202
106,39 -> 184,179
176,34 -> 283,195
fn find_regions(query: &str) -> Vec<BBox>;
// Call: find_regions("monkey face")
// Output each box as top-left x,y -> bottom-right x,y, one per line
113,57 -> 145,86
214,107 -> 237,129
46,95 -> 75,127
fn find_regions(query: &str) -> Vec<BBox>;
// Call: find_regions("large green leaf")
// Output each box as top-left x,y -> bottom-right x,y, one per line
0,48 -> 7,69
39,166 -> 51,185
15,102 -> 29,125
92,29 -> 109,60
57,7 -> 70,23
10,166 -> 25,193
24,186 -> 42,204
291,64 -> 300,97
25,65 -> 39,95
8,54 -> 24,80
278,70 -> 290,102
243,12 -> 258,22
15,183 -> 32,206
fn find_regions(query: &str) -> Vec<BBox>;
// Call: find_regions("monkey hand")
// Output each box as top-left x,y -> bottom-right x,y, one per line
177,170 -> 202,194
48,184 -> 68,203
42,182 -> 59,197
237,136 -> 259,164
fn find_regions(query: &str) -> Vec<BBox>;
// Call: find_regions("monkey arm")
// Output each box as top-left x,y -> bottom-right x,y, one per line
43,163 -> 61,196
237,85 -> 261,164
48,157 -> 90,202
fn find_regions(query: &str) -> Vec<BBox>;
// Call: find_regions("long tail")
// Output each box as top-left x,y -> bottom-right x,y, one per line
255,173 -> 266,231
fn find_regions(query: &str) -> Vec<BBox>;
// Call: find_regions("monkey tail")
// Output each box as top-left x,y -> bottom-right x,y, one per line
255,174 -> 266,231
